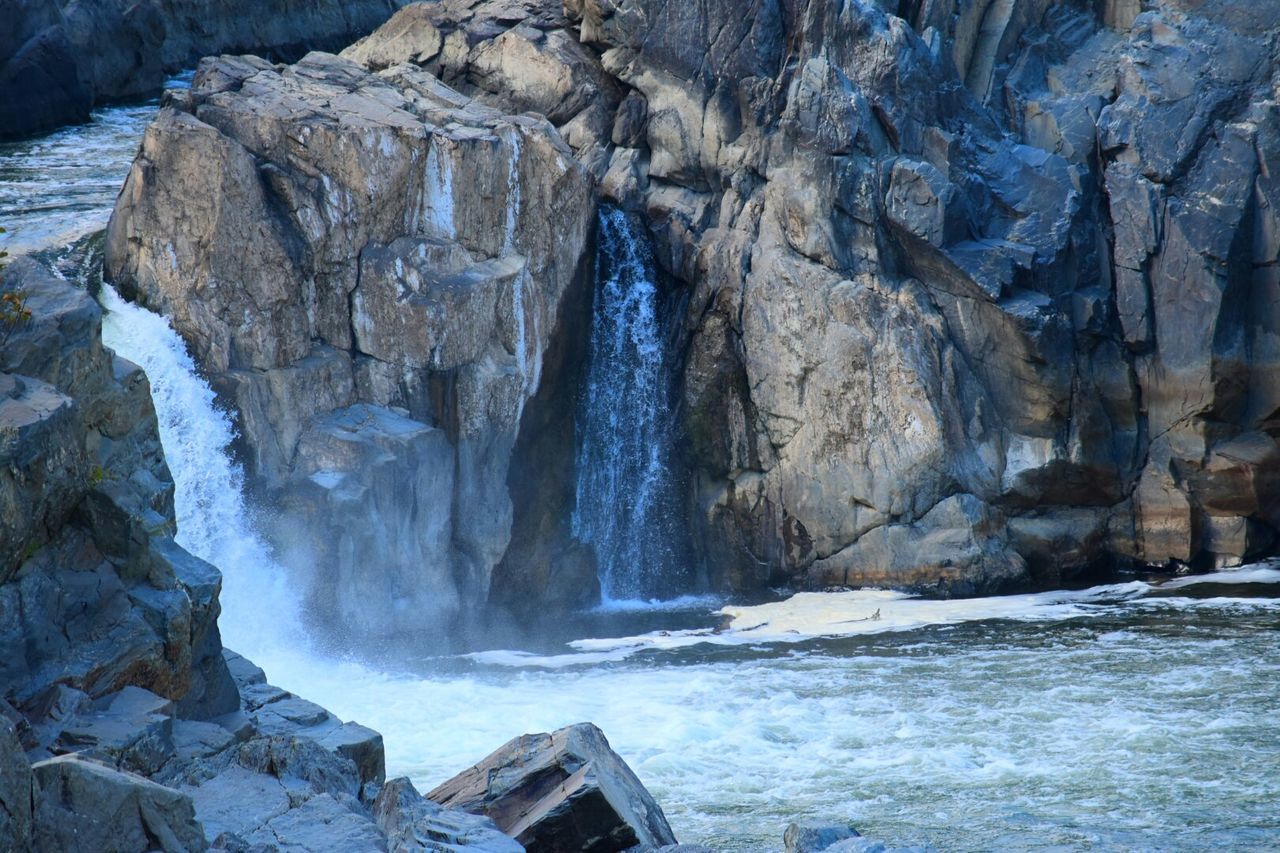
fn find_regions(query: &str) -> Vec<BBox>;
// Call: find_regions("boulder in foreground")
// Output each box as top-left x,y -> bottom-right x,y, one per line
429,722 -> 676,852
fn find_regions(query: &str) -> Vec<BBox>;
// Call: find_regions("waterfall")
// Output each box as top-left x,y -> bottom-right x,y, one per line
98,285 -> 303,661
572,206 -> 681,603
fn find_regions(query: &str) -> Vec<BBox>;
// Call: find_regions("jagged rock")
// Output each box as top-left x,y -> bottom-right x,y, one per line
105,47 -> 595,643
54,686 -> 176,776
31,753 -> 206,852
99,0 -> 1280,611
784,822 -> 860,853
374,776 -> 522,852
0,0 -> 412,140
0,718 -> 33,850
430,722 -> 676,853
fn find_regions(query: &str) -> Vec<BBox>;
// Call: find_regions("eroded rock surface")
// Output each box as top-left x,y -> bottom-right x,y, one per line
537,0 -> 1279,590
108,0 -> 1280,613
105,50 -> 596,645
430,722 -> 677,853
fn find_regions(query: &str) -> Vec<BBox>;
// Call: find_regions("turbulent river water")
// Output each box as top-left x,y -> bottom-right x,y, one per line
8,102 -> 1280,852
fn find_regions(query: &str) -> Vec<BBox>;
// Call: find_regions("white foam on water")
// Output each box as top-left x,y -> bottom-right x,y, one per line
567,582 -> 1154,658
1158,564 -> 1280,589
258,602 -> 1280,852
98,285 -> 305,665
590,594 -> 723,614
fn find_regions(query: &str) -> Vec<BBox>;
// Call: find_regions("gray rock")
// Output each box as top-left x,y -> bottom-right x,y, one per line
0,717 -> 33,850
784,822 -> 860,853
105,45 -> 595,645
430,722 -> 676,852
374,776 -> 522,852
55,685 -> 176,776
31,753 -> 206,852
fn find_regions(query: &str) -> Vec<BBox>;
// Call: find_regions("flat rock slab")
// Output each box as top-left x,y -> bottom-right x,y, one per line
430,722 -> 675,852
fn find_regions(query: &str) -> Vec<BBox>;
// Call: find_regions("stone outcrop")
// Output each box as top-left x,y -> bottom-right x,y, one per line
0,260 -> 524,851
0,0 -> 412,140
429,722 -> 677,852
104,50 -> 596,645
107,0 -> 1280,612
535,0 -> 1277,592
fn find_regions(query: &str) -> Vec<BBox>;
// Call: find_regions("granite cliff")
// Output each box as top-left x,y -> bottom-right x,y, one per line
101,0 -> 1280,632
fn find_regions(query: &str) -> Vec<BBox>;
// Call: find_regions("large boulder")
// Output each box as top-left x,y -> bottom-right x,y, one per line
105,49 -> 595,646
429,722 -> 676,852
30,754 -> 206,852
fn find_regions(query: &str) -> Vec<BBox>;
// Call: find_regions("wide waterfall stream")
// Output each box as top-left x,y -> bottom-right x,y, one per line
7,105 -> 1280,852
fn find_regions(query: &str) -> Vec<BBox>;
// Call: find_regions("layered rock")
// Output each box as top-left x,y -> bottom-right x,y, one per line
0,259 -> 524,851
105,50 -> 596,643
535,0 -> 1279,590
107,0 -> 1280,613
429,722 -> 678,852
0,0 -> 411,140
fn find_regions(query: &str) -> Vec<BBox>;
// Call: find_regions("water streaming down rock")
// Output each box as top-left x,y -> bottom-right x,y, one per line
97,284 -> 304,661
572,207 -> 683,602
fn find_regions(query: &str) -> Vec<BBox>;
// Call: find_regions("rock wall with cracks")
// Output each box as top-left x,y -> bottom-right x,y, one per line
104,51 -> 596,645
346,0 -> 1280,595
109,0 -> 1280,624
578,0 -> 1280,592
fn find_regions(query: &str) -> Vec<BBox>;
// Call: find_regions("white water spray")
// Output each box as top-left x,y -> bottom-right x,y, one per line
98,285 -> 304,663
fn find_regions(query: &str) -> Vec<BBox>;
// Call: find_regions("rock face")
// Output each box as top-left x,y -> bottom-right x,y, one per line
0,259 -> 520,851
429,722 -> 677,853
105,50 -> 596,645
537,0 -> 1279,591
107,0 -> 1280,612
0,0 -> 411,140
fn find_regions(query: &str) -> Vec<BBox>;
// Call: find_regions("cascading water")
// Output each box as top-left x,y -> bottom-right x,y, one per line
572,206 -> 682,603
10,101 -> 1280,853
98,285 -> 303,663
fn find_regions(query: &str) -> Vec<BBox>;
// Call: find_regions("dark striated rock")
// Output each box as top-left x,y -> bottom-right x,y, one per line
31,753 -> 206,853
374,776 -> 522,852
0,0 -> 413,140
430,722 -> 676,852
0,718 -> 33,849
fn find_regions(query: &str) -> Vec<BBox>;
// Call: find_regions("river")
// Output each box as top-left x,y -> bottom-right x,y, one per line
5,100 -> 1279,852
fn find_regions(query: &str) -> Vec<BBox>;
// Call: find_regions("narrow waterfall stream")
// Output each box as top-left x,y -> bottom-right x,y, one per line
572,206 -> 683,603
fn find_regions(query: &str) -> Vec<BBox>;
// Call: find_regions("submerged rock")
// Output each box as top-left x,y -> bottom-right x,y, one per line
784,822 -> 860,853
429,722 -> 677,852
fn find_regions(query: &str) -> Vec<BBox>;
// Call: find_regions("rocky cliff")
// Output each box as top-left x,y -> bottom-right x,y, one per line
105,0 -> 1280,624
0,0 -> 411,140
105,50 -> 597,644
0,258 -> 534,851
